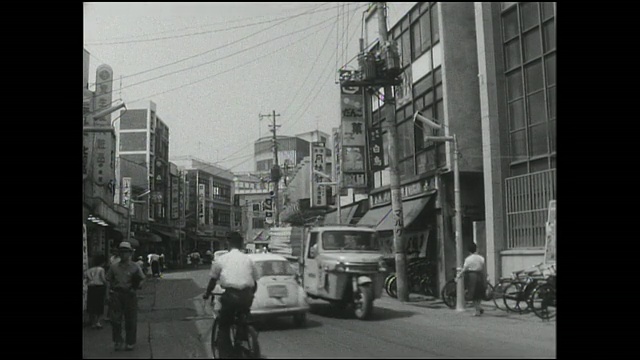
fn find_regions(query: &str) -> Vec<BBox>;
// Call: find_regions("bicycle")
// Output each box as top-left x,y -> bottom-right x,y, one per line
528,265 -> 556,320
502,263 -> 547,314
441,267 -> 495,309
206,291 -> 261,359
385,259 -> 437,298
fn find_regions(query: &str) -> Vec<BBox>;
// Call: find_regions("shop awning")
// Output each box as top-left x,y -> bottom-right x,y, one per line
151,228 -> 179,241
128,238 -> 140,247
324,204 -> 360,225
357,195 -> 434,232
135,232 -> 163,243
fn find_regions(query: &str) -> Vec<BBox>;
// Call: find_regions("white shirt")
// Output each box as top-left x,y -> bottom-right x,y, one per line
209,249 -> 259,290
148,254 -> 160,262
85,266 -> 106,286
463,253 -> 485,272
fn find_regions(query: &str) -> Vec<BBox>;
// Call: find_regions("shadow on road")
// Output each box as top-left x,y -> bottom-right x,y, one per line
254,317 -> 323,332
309,303 -> 415,321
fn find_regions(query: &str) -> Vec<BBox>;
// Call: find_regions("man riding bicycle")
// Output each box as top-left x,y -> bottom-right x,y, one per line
203,232 -> 259,356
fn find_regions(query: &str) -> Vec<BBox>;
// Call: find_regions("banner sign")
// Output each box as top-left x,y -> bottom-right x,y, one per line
310,142 -> 327,207
198,184 -> 206,225
340,86 -> 367,189
92,64 -> 114,186
369,127 -> 385,172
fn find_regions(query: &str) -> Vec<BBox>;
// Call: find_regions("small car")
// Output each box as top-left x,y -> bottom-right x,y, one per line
212,253 -> 309,327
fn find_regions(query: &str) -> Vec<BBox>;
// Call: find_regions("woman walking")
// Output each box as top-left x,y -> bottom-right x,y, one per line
85,254 -> 107,329
457,243 -> 486,316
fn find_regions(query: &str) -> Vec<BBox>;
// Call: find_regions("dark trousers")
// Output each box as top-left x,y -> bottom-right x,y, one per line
109,290 -> 138,345
218,288 -> 254,356
151,261 -> 160,276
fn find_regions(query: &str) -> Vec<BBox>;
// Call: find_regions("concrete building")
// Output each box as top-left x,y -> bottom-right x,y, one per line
232,172 -> 271,244
83,50 -> 128,262
171,157 -> 236,253
475,2 -> 556,282
354,2 -> 485,291
116,101 -> 177,260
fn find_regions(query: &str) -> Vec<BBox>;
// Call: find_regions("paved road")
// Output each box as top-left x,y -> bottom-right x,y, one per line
84,268 -> 555,358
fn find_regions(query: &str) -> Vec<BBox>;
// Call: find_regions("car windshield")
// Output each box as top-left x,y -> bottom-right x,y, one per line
255,260 -> 296,278
321,231 -> 379,251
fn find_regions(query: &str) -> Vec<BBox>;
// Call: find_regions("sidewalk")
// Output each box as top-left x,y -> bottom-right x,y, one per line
83,281 -> 157,359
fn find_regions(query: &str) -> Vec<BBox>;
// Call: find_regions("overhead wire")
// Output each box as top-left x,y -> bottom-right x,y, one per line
283,5 -> 361,132
93,16 -> 338,98
126,19 -> 337,105
84,3 -> 343,46
280,18 -> 340,118
84,2 -> 334,44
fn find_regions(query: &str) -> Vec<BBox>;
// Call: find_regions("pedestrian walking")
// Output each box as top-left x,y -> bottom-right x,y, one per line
148,251 -> 161,277
159,252 -> 165,275
85,254 -> 107,329
457,243 -> 486,316
106,242 -> 145,351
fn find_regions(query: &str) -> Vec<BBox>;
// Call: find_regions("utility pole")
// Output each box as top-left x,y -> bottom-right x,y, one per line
376,2 -> 408,302
260,110 -> 281,226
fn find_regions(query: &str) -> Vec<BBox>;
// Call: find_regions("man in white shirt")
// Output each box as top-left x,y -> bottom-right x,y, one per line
203,232 -> 259,357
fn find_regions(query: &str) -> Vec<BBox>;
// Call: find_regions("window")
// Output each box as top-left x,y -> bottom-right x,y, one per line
401,31 -> 411,67
545,54 -> 556,86
527,91 -> 546,125
420,11 -> 431,51
504,39 -> 521,70
432,42 -> 442,68
255,261 -> 295,278
509,99 -> 526,130
431,5 -> 439,43
502,9 -> 519,41
523,27 -> 541,62
412,21 -> 422,59
510,130 -> 527,159
252,218 -> 264,229
507,71 -> 523,100
542,2 -> 555,20
529,123 -> 548,156
398,120 -> 414,160
543,20 -> 555,52
120,110 -> 148,130
525,61 -> 543,93
308,232 -> 318,258
547,86 -> 556,120
520,2 -> 539,31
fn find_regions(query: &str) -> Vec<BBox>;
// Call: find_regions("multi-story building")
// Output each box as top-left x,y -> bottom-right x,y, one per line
116,101 -> 177,261
232,172 -> 271,245
475,2 -> 556,282
172,157 -> 235,253
83,50 -> 128,262
353,2 -> 485,290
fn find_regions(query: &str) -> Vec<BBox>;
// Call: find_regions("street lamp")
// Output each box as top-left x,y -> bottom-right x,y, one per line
413,112 -> 465,312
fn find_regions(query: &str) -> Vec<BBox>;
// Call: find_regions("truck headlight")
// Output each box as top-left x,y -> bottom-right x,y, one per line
334,263 -> 346,272
378,260 -> 387,272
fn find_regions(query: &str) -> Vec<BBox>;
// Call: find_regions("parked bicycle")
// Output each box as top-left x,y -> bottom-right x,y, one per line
441,267 -> 495,309
502,263 -> 547,314
528,265 -> 556,320
385,259 -> 436,298
206,290 -> 260,359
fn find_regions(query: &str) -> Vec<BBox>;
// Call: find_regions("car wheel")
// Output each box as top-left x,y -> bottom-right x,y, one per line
293,313 -> 307,328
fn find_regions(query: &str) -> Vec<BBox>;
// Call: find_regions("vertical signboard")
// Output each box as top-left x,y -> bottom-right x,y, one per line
82,224 -> 88,312
92,64 -> 114,186
122,177 -> 131,212
178,173 -> 186,228
310,142 -> 327,208
544,200 -> 556,264
171,175 -> 179,219
198,184 -> 206,225
340,86 -> 368,189
369,127 -> 385,172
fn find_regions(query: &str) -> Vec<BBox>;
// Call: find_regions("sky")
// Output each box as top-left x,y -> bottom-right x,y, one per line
84,2 -> 416,173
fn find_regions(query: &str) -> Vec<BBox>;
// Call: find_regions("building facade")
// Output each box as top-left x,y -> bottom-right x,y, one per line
233,172 -> 271,245
83,51 -> 128,261
355,2 -> 485,291
475,2 -> 556,282
172,158 -> 236,254
116,102 -> 177,262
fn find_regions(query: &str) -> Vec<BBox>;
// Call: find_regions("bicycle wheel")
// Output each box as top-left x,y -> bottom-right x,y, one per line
492,281 -> 509,311
529,283 -> 556,320
503,282 -> 529,314
441,280 -> 457,309
387,276 -> 398,298
232,324 -> 261,359
384,273 -> 396,296
210,318 -> 222,359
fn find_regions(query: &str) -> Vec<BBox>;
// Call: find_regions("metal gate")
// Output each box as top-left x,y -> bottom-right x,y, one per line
505,169 -> 556,249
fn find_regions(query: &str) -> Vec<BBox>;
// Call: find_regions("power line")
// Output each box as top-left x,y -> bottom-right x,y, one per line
281,18 -> 338,117
126,19 -> 336,106
284,5 -> 360,128
104,16 -> 338,95
84,3 -> 341,46
84,2 -> 334,44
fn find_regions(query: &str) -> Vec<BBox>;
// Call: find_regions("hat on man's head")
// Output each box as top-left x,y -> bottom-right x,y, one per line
118,242 -> 134,252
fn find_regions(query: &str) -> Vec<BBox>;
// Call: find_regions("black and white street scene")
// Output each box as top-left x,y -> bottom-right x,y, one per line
83,2 -> 556,358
